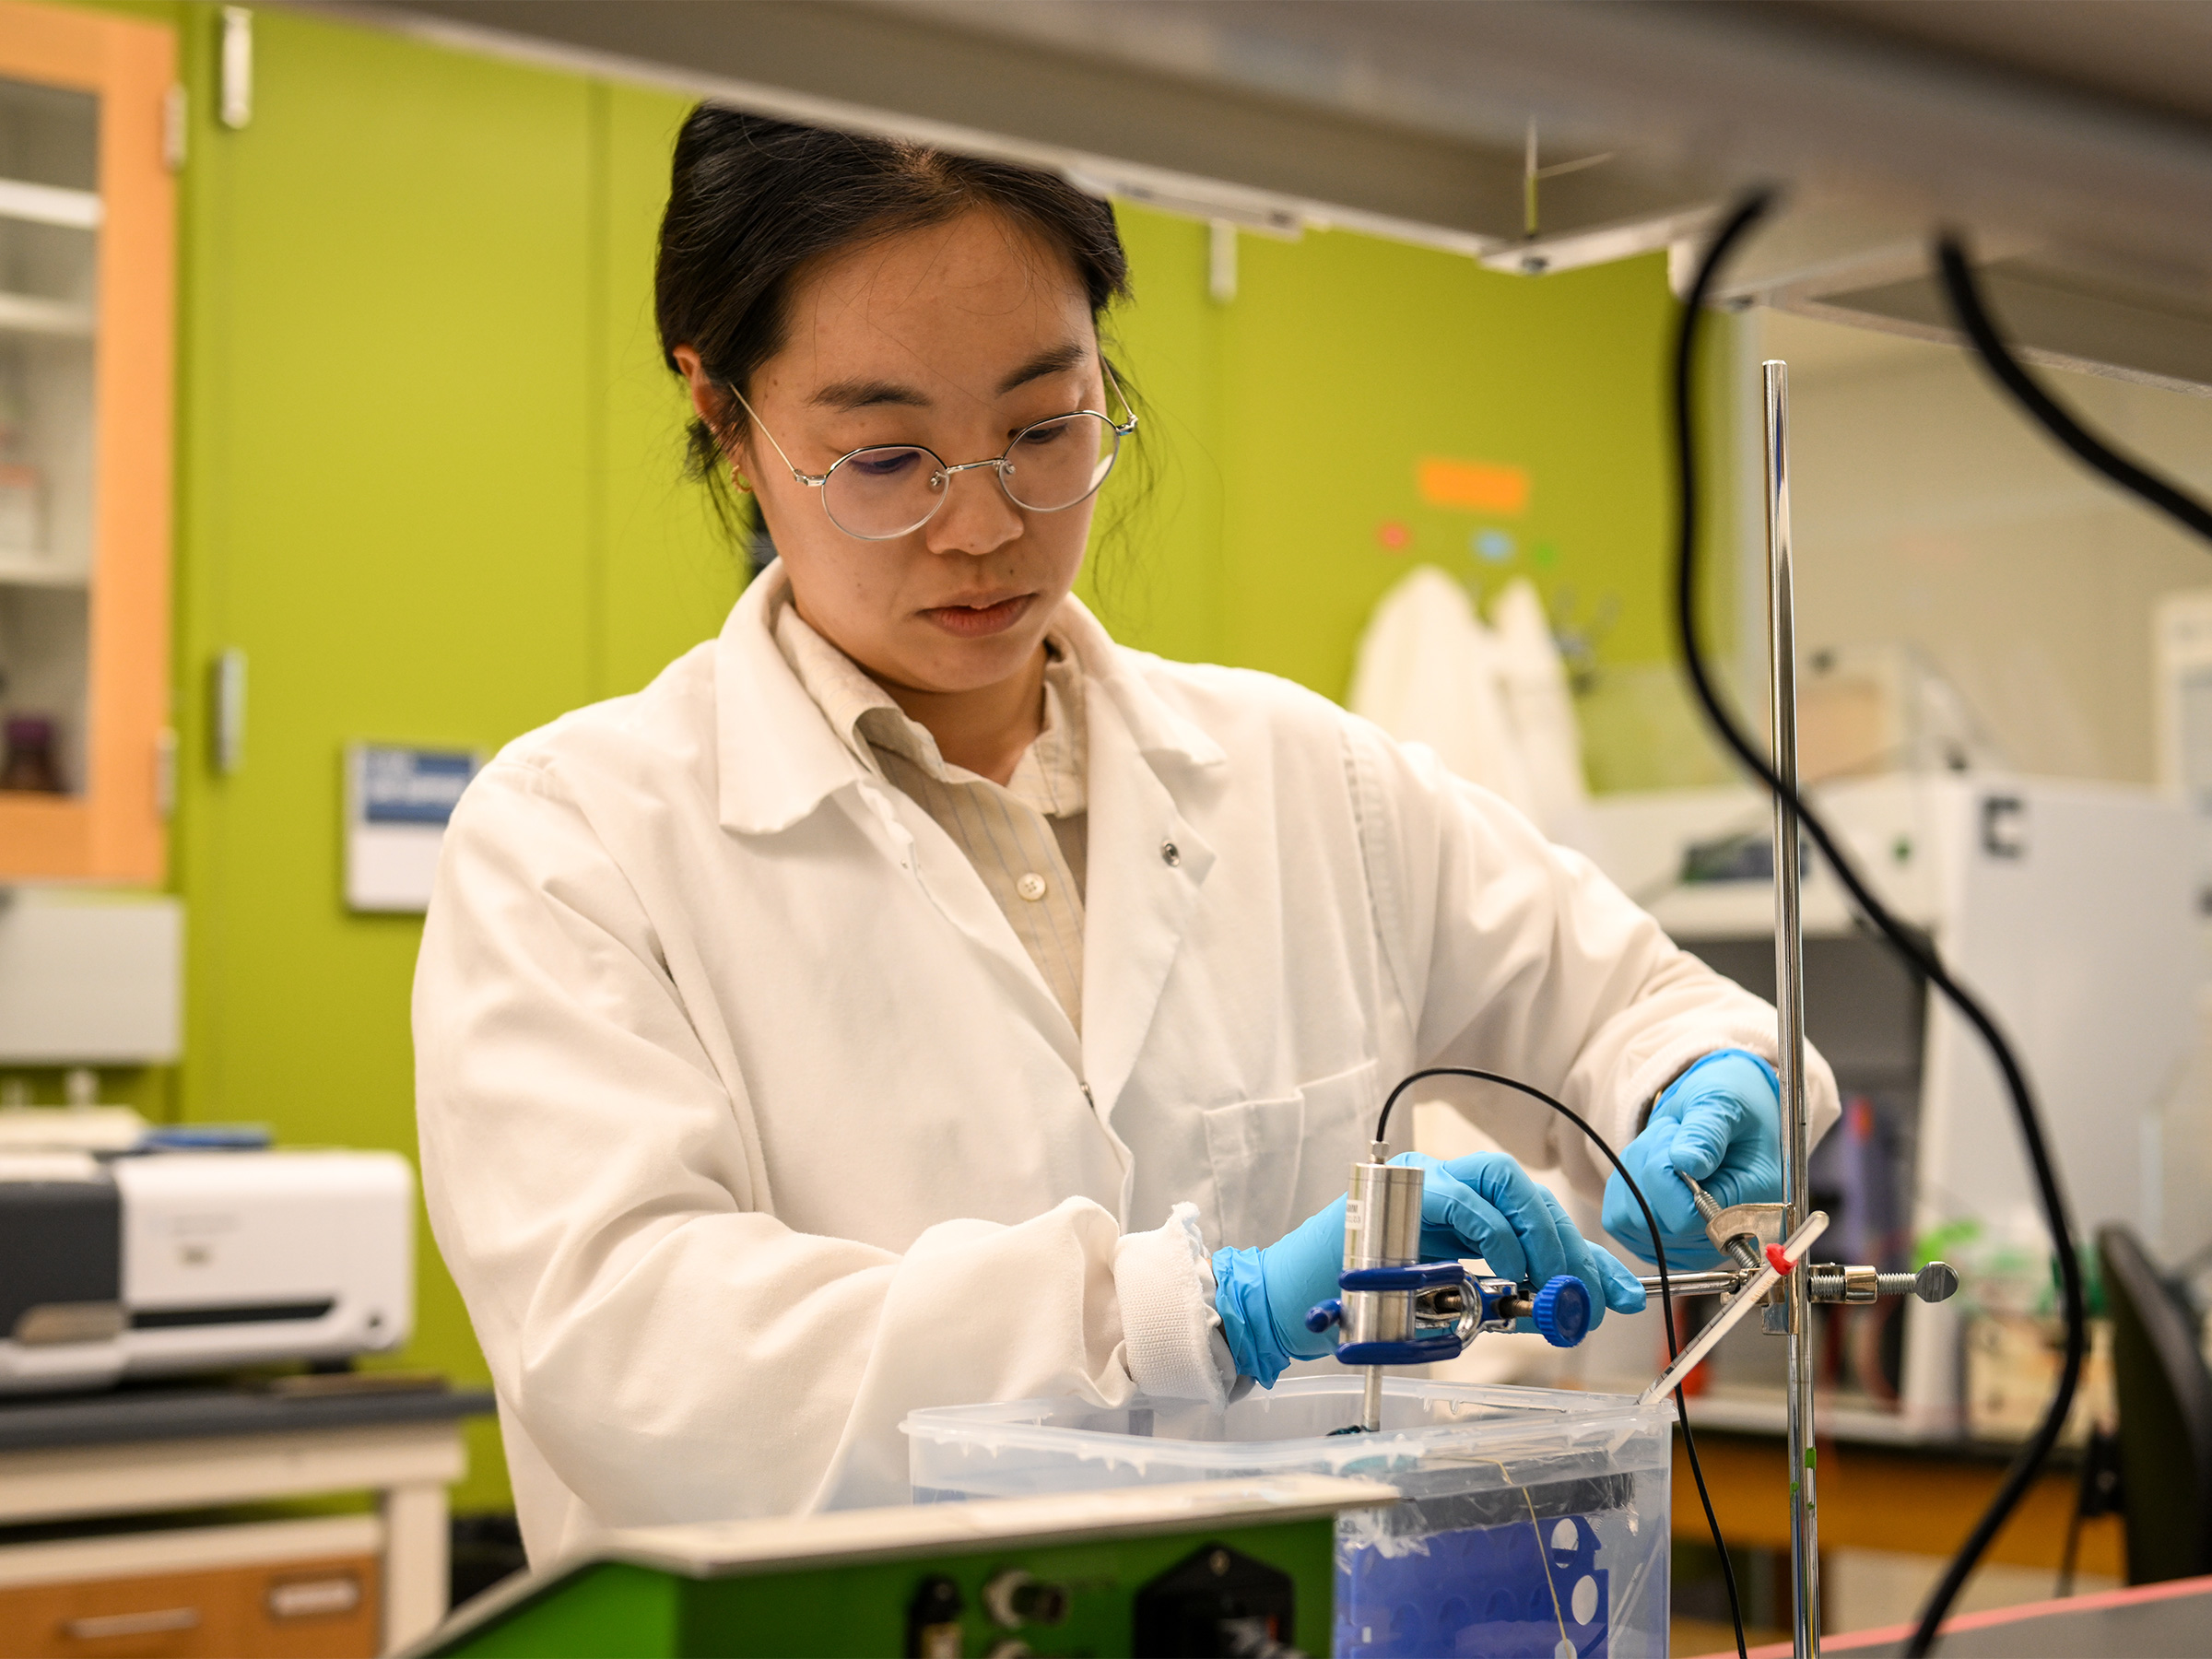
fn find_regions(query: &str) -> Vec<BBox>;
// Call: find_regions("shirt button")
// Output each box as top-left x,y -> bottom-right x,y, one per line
1160,841 -> 1182,867
1016,872 -> 1048,901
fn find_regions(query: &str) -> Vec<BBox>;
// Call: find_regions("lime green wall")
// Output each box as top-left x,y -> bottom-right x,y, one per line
109,4 -> 733,1512
62,4 -> 1719,1519
1090,218 -> 1703,705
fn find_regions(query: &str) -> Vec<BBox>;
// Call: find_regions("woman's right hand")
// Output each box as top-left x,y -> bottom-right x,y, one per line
1212,1152 -> 1645,1385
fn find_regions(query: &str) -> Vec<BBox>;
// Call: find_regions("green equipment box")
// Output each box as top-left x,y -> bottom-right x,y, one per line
412,1475 -> 1394,1659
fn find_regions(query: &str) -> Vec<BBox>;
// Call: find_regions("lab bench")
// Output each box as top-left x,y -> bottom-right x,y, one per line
0,1380 -> 494,1656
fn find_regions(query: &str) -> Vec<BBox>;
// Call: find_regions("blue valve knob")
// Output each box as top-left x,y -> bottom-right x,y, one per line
1304,1298 -> 1343,1335
1530,1275 -> 1591,1347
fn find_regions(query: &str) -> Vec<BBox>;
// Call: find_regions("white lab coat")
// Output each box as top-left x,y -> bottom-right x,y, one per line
414,564 -> 1836,1560
1348,567 -> 1591,843
1349,566 -> 1536,818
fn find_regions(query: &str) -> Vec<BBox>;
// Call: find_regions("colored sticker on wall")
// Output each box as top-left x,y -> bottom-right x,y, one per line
1418,456 -> 1530,515
1471,529 -> 1516,563
1375,520 -> 1412,552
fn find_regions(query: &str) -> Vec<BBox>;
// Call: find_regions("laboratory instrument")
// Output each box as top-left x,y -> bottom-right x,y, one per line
1580,772 -> 2190,1429
1299,1147 -> 1594,1433
908,1377 -> 1674,1659
410,1475 -> 1394,1659
0,1147 -> 414,1393
1621,1187 -> 1959,1406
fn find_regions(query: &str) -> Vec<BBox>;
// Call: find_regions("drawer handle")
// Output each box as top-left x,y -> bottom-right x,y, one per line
267,1572 -> 362,1619
62,1606 -> 201,1640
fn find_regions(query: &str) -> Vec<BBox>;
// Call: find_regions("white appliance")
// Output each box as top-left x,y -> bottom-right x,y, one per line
0,1148 -> 414,1394
0,888 -> 182,1064
1582,773 -> 2195,1431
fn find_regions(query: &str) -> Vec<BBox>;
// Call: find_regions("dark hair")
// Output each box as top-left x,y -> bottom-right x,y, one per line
655,107 -> 1137,563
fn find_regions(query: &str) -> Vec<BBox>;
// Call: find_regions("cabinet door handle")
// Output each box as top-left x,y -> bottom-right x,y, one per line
62,1606 -> 201,1640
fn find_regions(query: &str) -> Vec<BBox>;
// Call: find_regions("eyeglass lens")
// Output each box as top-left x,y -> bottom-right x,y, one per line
821,412 -> 1121,540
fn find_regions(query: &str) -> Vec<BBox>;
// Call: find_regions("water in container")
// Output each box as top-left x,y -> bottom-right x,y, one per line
905,1376 -> 1673,1658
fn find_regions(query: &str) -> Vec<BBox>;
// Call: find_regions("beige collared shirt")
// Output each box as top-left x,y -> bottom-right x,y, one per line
773,595 -> 1089,1030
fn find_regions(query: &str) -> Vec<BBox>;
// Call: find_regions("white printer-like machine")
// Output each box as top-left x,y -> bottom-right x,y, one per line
0,1146 -> 414,1394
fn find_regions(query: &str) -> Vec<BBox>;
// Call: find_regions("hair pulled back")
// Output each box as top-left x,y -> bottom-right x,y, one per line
655,107 -> 1134,551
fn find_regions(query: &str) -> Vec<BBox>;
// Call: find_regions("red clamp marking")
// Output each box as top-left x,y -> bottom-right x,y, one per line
1765,1243 -> 1794,1276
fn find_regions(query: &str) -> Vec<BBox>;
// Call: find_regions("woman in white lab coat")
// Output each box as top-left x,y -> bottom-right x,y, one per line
413,109 -> 1837,1562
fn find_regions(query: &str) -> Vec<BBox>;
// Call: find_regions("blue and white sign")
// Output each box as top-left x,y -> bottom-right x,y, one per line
345,742 -> 482,912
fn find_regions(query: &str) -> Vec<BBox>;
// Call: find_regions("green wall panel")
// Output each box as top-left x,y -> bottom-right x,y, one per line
1075,207 -> 1227,665
1085,215 -> 1719,728
165,5 -> 615,1512
1216,229 -> 1677,700
593,81 -> 742,698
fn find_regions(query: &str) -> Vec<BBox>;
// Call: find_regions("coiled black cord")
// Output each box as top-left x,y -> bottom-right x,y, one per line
1671,194 -> 2087,1657
1375,1066 -> 1749,1659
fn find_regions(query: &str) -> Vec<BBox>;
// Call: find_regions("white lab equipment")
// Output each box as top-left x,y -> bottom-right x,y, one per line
0,1147 -> 415,1394
1583,773 -> 2194,1431
2155,590 -> 2212,954
0,887 -> 182,1064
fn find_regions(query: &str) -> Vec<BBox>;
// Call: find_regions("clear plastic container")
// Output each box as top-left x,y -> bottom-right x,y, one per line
906,1377 -> 1672,1658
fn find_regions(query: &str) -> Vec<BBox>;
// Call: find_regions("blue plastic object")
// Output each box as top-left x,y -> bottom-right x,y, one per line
1530,1275 -> 1592,1347
1335,1336 -> 1467,1366
1318,1267 -> 1597,1365
1339,1505 -> 1611,1658
135,1124 -> 273,1151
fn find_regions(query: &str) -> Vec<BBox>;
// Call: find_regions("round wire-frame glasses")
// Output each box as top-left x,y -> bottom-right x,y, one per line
725,366 -> 1136,542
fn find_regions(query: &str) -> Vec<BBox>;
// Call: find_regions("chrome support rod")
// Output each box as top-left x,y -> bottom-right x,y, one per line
1765,359 -> 1819,1659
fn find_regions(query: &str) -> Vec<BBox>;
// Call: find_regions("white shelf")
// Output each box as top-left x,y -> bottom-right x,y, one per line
0,178 -> 100,232
0,291 -> 94,338
0,550 -> 89,588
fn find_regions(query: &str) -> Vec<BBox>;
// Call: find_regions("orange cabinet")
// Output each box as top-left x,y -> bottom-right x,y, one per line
0,1 -> 174,881
0,1552 -> 381,1659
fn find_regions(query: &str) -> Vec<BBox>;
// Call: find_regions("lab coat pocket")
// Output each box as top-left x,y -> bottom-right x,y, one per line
1202,1059 -> 1380,1250
1286,1059 -> 1382,1229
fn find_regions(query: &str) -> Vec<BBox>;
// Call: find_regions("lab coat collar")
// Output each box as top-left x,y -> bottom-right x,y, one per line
1048,594 -> 1228,775
715,565 -> 871,836
714,564 -> 1224,836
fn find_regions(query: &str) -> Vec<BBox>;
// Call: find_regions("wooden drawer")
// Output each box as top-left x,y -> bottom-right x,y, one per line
0,1551 -> 381,1658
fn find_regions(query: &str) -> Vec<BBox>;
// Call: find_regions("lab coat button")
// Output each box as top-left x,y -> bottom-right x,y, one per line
1160,840 -> 1182,867
1016,872 -> 1048,901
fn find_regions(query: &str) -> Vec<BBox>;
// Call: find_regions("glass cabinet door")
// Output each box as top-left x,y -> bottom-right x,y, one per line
0,75 -> 100,799
0,2 -> 174,881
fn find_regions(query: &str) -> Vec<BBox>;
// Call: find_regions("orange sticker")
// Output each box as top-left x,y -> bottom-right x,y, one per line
1418,457 -> 1530,515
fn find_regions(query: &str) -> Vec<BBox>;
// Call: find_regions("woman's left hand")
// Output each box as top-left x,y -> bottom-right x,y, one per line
1602,1049 -> 1783,1267
1395,1151 -> 1648,1329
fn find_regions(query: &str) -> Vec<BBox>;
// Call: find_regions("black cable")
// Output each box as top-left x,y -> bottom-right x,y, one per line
1935,241 -> 2212,545
1376,1067 -> 1749,1659
1933,241 -> 2212,1633
1669,193 -> 2087,1658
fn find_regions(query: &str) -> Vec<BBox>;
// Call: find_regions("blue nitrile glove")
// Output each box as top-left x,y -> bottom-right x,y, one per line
1416,1151 -> 1647,1335
1603,1049 -> 1783,1268
1213,1152 -> 1646,1386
